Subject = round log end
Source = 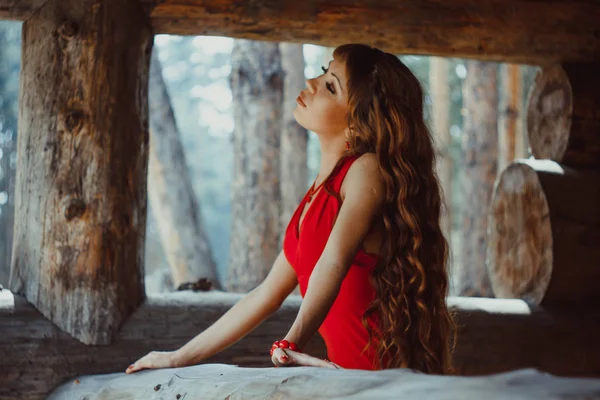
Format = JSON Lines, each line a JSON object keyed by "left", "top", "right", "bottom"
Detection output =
{"left": 487, "top": 161, "right": 553, "bottom": 304}
{"left": 526, "top": 64, "right": 572, "bottom": 162}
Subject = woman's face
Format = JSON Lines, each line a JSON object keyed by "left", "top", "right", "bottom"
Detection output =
{"left": 293, "top": 58, "right": 349, "bottom": 137}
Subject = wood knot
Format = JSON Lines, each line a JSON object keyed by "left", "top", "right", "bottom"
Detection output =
{"left": 65, "top": 110, "right": 85, "bottom": 133}
{"left": 64, "top": 199, "right": 86, "bottom": 221}
{"left": 58, "top": 21, "right": 78, "bottom": 39}
{"left": 177, "top": 278, "right": 213, "bottom": 292}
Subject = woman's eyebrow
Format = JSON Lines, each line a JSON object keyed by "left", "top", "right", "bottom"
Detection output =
{"left": 331, "top": 73, "right": 343, "bottom": 93}
{"left": 326, "top": 60, "right": 344, "bottom": 93}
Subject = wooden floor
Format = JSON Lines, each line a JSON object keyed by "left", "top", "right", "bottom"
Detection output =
{"left": 48, "top": 364, "right": 600, "bottom": 400}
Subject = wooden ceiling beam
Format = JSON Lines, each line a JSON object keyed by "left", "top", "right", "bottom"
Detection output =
{"left": 2, "top": 1, "right": 600, "bottom": 65}
{"left": 0, "top": 0, "right": 47, "bottom": 20}
{"left": 143, "top": 0, "right": 600, "bottom": 64}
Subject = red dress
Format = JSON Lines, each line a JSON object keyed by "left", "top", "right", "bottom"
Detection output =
{"left": 282, "top": 155, "right": 381, "bottom": 370}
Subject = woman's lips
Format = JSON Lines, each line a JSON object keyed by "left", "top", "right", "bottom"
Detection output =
{"left": 296, "top": 95, "right": 307, "bottom": 107}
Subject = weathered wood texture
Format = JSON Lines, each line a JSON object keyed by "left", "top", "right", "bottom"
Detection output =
{"left": 429, "top": 57, "right": 452, "bottom": 240}
{"left": 124, "top": 0, "right": 600, "bottom": 64}
{"left": 2, "top": 290, "right": 600, "bottom": 399}
{"left": 8, "top": 0, "right": 152, "bottom": 345}
{"left": 0, "top": 290, "right": 325, "bottom": 400}
{"left": 457, "top": 61, "right": 498, "bottom": 297}
{"left": 48, "top": 365, "right": 600, "bottom": 400}
{"left": 0, "top": 0, "right": 46, "bottom": 20}
{"left": 498, "top": 64, "right": 523, "bottom": 171}
{"left": 3, "top": 1, "right": 600, "bottom": 63}
{"left": 228, "top": 40, "right": 283, "bottom": 292}
{"left": 148, "top": 49, "right": 220, "bottom": 290}
{"left": 487, "top": 159, "right": 600, "bottom": 305}
{"left": 527, "top": 63, "right": 600, "bottom": 168}
{"left": 526, "top": 65, "right": 572, "bottom": 163}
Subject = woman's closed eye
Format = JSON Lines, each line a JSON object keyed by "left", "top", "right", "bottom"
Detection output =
{"left": 321, "top": 66, "right": 336, "bottom": 94}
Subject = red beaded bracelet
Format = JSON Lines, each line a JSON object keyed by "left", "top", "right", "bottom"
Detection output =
{"left": 270, "top": 340, "right": 301, "bottom": 356}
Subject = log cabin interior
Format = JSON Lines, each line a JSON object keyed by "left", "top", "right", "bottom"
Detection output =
{"left": 0, "top": 0, "right": 599, "bottom": 399}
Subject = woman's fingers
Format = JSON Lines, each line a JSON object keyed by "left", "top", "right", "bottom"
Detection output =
{"left": 271, "top": 348, "right": 293, "bottom": 367}
{"left": 125, "top": 351, "right": 173, "bottom": 374}
{"left": 125, "top": 360, "right": 143, "bottom": 374}
{"left": 125, "top": 354, "right": 152, "bottom": 374}
{"left": 292, "top": 351, "right": 338, "bottom": 368}
{"left": 271, "top": 348, "right": 341, "bottom": 369}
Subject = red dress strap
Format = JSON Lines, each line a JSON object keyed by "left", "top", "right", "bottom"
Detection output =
{"left": 325, "top": 155, "right": 360, "bottom": 195}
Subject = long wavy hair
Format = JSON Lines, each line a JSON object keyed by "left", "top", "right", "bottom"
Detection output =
{"left": 332, "top": 44, "right": 456, "bottom": 374}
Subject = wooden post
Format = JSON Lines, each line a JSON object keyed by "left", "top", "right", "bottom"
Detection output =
{"left": 9, "top": 0, "right": 152, "bottom": 344}
{"left": 148, "top": 49, "right": 220, "bottom": 291}
{"left": 458, "top": 61, "right": 498, "bottom": 297}
{"left": 498, "top": 64, "right": 523, "bottom": 171}
{"left": 526, "top": 63, "right": 600, "bottom": 168}
{"left": 227, "top": 40, "right": 283, "bottom": 292}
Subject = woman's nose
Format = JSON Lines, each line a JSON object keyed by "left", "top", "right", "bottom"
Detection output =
{"left": 305, "top": 78, "right": 316, "bottom": 94}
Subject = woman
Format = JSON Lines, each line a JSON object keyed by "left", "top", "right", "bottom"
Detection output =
{"left": 126, "top": 43, "right": 455, "bottom": 374}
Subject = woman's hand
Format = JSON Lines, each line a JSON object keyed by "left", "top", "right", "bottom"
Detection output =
{"left": 271, "top": 348, "right": 342, "bottom": 369}
{"left": 125, "top": 350, "right": 181, "bottom": 374}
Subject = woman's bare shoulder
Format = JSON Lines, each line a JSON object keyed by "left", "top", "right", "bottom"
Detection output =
{"left": 341, "top": 153, "right": 385, "bottom": 199}
{"left": 354, "top": 152, "right": 380, "bottom": 173}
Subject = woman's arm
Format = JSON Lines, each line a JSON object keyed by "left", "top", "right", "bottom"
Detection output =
{"left": 173, "top": 251, "right": 299, "bottom": 366}
{"left": 281, "top": 154, "right": 385, "bottom": 351}
{"left": 127, "top": 250, "right": 298, "bottom": 373}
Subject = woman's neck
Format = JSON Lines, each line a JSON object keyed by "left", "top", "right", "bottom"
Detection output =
{"left": 316, "top": 134, "right": 347, "bottom": 184}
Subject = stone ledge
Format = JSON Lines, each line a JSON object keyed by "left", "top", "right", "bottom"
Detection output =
{"left": 48, "top": 364, "right": 600, "bottom": 400}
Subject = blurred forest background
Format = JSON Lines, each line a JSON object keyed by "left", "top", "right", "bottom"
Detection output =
{"left": 0, "top": 21, "right": 538, "bottom": 296}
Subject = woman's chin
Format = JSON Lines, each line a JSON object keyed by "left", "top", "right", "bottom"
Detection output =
{"left": 293, "top": 110, "right": 322, "bottom": 135}
{"left": 292, "top": 110, "right": 308, "bottom": 129}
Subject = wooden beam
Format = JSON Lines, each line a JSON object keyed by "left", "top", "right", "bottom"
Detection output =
{"left": 2, "top": 1, "right": 600, "bottom": 64}
{"left": 9, "top": 0, "right": 152, "bottom": 345}
{"left": 48, "top": 364, "right": 600, "bottom": 400}
{"left": 144, "top": 0, "right": 600, "bottom": 64}
{"left": 0, "top": 290, "right": 326, "bottom": 400}
{"left": 0, "top": 0, "right": 46, "bottom": 20}
{"left": 2, "top": 291, "right": 600, "bottom": 399}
